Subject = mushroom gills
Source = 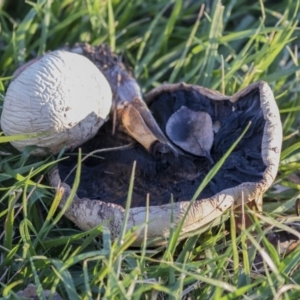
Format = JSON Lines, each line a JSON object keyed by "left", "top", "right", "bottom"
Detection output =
{"left": 58, "top": 84, "right": 268, "bottom": 209}
{"left": 166, "top": 106, "right": 214, "bottom": 163}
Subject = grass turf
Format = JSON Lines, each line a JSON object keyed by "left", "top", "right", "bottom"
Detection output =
{"left": 1, "top": 0, "right": 300, "bottom": 299}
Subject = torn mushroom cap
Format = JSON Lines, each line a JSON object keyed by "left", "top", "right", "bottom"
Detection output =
{"left": 66, "top": 43, "right": 179, "bottom": 157}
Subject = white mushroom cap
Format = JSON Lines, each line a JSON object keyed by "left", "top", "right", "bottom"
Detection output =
{"left": 1, "top": 50, "right": 112, "bottom": 155}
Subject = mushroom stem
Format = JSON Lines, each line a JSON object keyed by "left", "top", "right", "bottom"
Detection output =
{"left": 118, "top": 102, "right": 157, "bottom": 151}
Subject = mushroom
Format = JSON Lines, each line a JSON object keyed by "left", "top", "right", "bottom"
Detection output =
{"left": 48, "top": 79, "right": 282, "bottom": 247}
{"left": 1, "top": 50, "right": 112, "bottom": 155}
{"left": 1, "top": 45, "right": 177, "bottom": 158}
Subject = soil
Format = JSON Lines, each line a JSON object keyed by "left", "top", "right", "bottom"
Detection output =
{"left": 58, "top": 87, "right": 266, "bottom": 208}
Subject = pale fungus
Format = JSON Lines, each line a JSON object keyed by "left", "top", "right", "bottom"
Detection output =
{"left": 1, "top": 50, "right": 112, "bottom": 155}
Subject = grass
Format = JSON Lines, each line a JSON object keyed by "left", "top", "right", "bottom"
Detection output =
{"left": 1, "top": 0, "right": 300, "bottom": 298}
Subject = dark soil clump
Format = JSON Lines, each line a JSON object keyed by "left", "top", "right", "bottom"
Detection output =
{"left": 58, "top": 87, "right": 266, "bottom": 208}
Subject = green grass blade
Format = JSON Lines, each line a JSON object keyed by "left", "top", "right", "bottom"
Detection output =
{"left": 107, "top": 0, "right": 115, "bottom": 51}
